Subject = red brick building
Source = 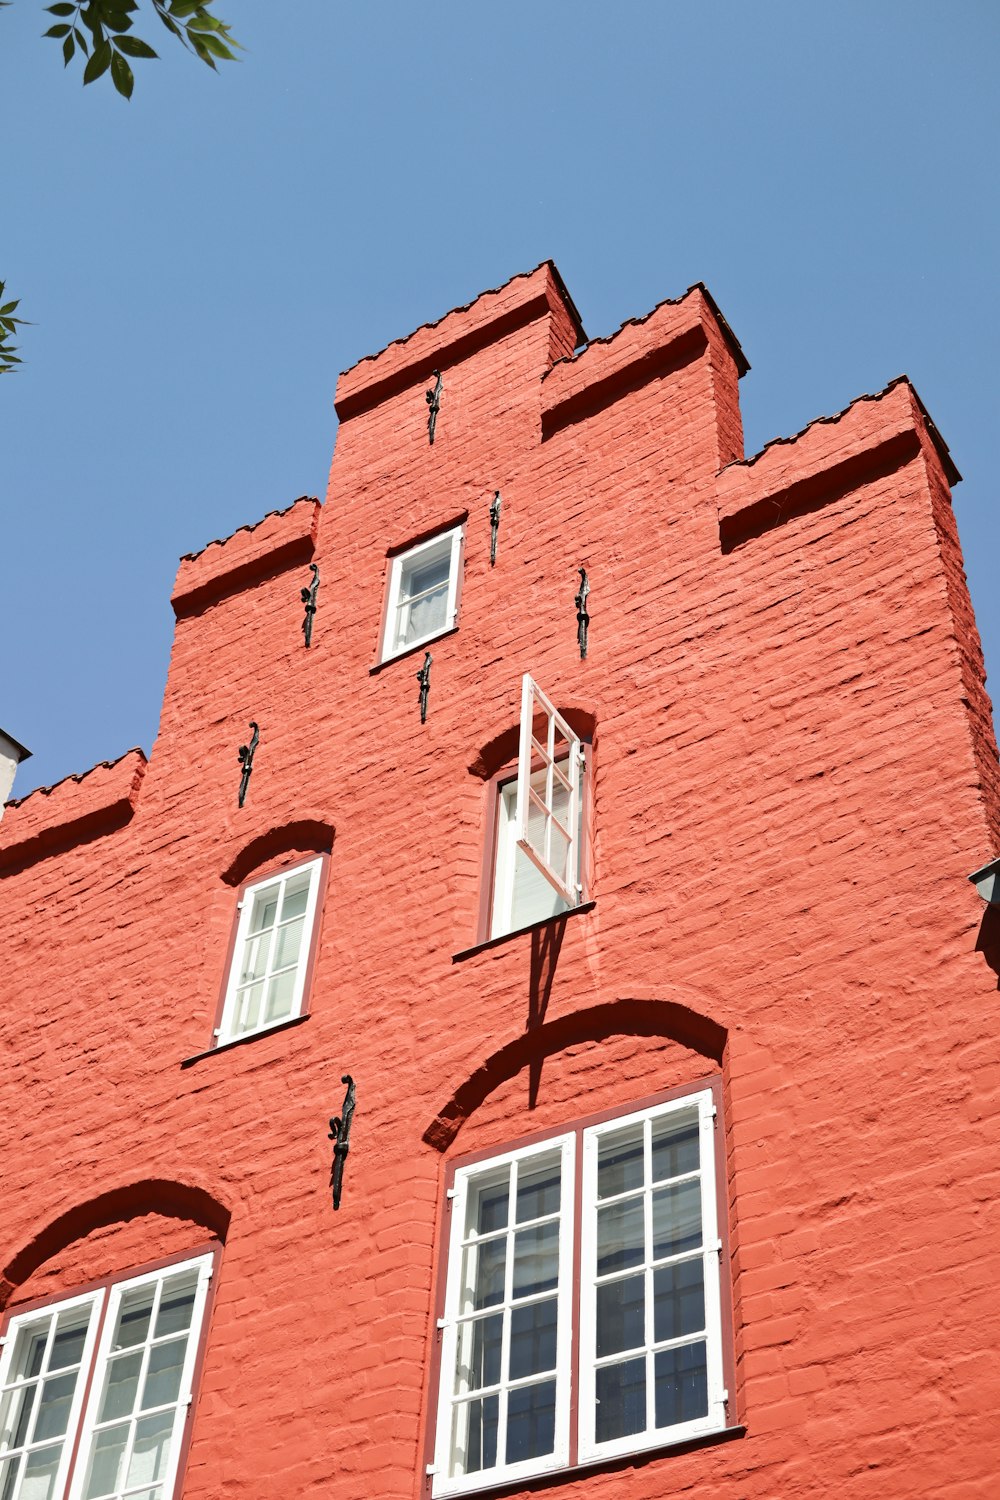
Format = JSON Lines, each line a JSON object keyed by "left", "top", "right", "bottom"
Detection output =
{"left": 2, "top": 262, "right": 998, "bottom": 1500}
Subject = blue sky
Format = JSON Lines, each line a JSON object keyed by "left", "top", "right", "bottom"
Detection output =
{"left": 3, "top": 1, "right": 998, "bottom": 799}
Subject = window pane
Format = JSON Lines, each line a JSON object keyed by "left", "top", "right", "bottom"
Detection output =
{"left": 32, "top": 1372, "right": 77, "bottom": 1441}
{"left": 154, "top": 1278, "right": 196, "bottom": 1340}
{"left": 654, "top": 1342, "right": 708, "bottom": 1428}
{"left": 651, "top": 1110, "right": 700, "bottom": 1183}
{"left": 597, "top": 1124, "right": 644, "bottom": 1199}
{"left": 142, "top": 1339, "right": 187, "bottom": 1410}
{"left": 18, "top": 1446, "right": 61, "bottom": 1500}
{"left": 549, "top": 820, "right": 571, "bottom": 889}
{"left": 263, "top": 968, "right": 295, "bottom": 1024}
{"left": 404, "top": 550, "right": 450, "bottom": 602}
{"left": 272, "top": 916, "right": 304, "bottom": 972}
{"left": 505, "top": 1380, "right": 556, "bottom": 1465}
{"left": 239, "top": 931, "right": 272, "bottom": 984}
{"left": 463, "top": 1238, "right": 506, "bottom": 1312}
{"left": 653, "top": 1260, "right": 705, "bottom": 1343}
{"left": 596, "top": 1196, "right": 645, "bottom": 1275}
{"left": 280, "top": 876, "right": 310, "bottom": 922}
{"left": 455, "top": 1314, "right": 502, "bottom": 1393}
{"left": 515, "top": 1152, "right": 561, "bottom": 1224}
{"left": 248, "top": 888, "right": 279, "bottom": 934}
{"left": 112, "top": 1291, "right": 153, "bottom": 1351}
{"left": 402, "top": 584, "right": 448, "bottom": 644}
{"left": 235, "top": 981, "right": 264, "bottom": 1034}
{"left": 652, "top": 1181, "right": 703, "bottom": 1260}
{"left": 127, "top": 1411, "right": 175, "bottom": 1488}
{"left": 596, "top": 1274, "right": 644, "bottom": 1358}
{"left": 84, "top": 1423, "right": 129, "bottom": 1498}
{"left": 0, "top": 1456, "right": 18, "bottom": 1500}
{"left": 595, "top": 1357, "right": 646, "bottom": 1444}
{"left": 49, "top": 1314, "right": 89, "bottom": 1372}
{"left": 14, "top": 1329, "right": 47, "bottom": 1382}
{"left": 465, "top": 1169, "right": 509, "bottom": 1238}
{"left": 3, "top": 1380, "right": 36, "bottom": 1449}
{"left": 509, "top": 1298, "right": 558, "bottom": 1380}
{"left": 99, "top": 1350, "right": 142, "bottom": 1421}
{"left": 512, "top": 1221, "right": 559, "bottom": 1299}
{"left": 454, "top": 1393, "right": 498, "bottom": 1475}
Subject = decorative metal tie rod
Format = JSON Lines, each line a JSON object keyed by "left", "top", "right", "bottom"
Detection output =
{"left": 300, "top": 563, "right": 320, "bottom": 647}
{"left": 417, "top": 651, "right": 432, "bottom": 724}
{"left": 489, "top": 491, "right": 501, "bottom": 567}
{"left": 237, "top": 722, "right": 259, "bottom": 808}
{"left": 329, "top": 1074, "right": 356, "bottom": 1211}
{"left": 575, "top": 567, "right": 591, "bottom": 659}
{"left": 425, "top": 370, "right": 442, "bottom": 445}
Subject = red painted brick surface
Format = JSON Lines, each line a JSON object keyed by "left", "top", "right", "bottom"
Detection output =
{"left": 2, "top": 261, "right": 999, "bottom": 1498}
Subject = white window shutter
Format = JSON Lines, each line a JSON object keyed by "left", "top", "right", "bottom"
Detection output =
{"left": 515, "top": 674, "right": 582, "bottom": 906}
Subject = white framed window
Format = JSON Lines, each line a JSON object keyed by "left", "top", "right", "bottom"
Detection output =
{"left": 429, "top": 1087, "right": 728, "bottom": 1495}
{"left": 432, "top": 1135, "right": 576, "bottom": 1495}
{"left": 217, "top": 856, "right": 323, "bottom": 1045}
{"left": 0, "top": 1252, "right": 214, "bottom": 1500}
{"left": 381, "top": 524, "right": 464, "bottom": 662}
{"left": 489, "top": 676, "right": 585, "bottom": 939}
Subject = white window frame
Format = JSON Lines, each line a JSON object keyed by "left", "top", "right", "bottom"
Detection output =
{"left": 381, "top": 524, "right": 464, "bottom": 662}
{"left": 217, "top": 856, "right": 324, "bottom": 1046}
{"left": 430, "top": 1088, "right": 727, "bottom": 1495}
{"left": 515, "top": 676, "right": 583, "bottom": 907}
{"left": 431, "top": 1134, "right": 576, "bottom": 1497}
{"left": 0, "top": 1253, "right": 213, "bottom": 1500}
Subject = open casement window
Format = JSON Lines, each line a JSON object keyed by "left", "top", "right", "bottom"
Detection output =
{"left": 382, "top": 525, "right": 464, "bottom": 661}
{"left": 218, "top": 856, "right": 323, "bottom": 1045}
{"left": 0, "top": 1252, "right": 214, "bottom": 1500}
{"left": 489, "top": 678, "right": 585, "bottom": 939}
{"left": 429, "top": 1087, "right": 728, "bottom": 1496}
{"left": 516, "top": 677, "right": 583, "bottom": 907}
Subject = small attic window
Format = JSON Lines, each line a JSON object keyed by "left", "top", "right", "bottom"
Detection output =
{"left": 380, "top": 524, "right": 464, "bottom": 662}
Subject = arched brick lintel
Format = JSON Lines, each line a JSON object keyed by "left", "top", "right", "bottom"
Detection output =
{"left": 220, "top": 816, "right": 335, "bottom": 887}
{"left": 422, "top": 997, "right": 728, "bottom": 1154}
{"left": 0, "top": 1178, "right": 232, "bottom": 1311}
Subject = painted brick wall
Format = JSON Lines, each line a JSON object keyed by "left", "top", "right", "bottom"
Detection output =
{"left": 2, "top": 260, "right": 998, "bottom": 1499}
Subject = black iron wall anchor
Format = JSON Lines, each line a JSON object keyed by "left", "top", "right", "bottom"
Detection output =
{"left": 575, "top": 567, "right": 591, "bottom": 659}
{"left": 489, "top": 491, "right": 501, "bottom": 567}
{"left": 417, "top": 651, "right": 432, "bottom": 723}
{"left": 237, "top": 722, "right": 259, "bottom": 808}
{"left": 300, "top": 563, "right": 320, "bottom": 647}
{"left": 328, "top": 1074, "right": 356, "bottom": 1212}
{"left": 425, "top": 369, "right": 442, "bottom": 445}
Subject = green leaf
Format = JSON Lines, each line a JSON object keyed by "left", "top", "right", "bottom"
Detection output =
{"left": 170, "top": 1, "right": 203, "bottom": 17}
{"left": 110, "top": 51, "right": 134, "bottom": 97}
{"left": 190, "top": 29, "right": 231, "bottom": 59}
{"left": 46, "top": 4, "right": 77, "bottom": 16}
{"left": 82, "top": 38, "right": 112, "bottom": 83}
{"left": 63, "top": 32, "right": 76, "bottom": 64}
{"left": 74, "top": 26, "right": 91, "bottom": 54}
{"left": 115, "top": 34, "right": 157, "bottom": 58}
{"left": 0, "top": 302, "right": 20, "bottom": 315}
{"left": 44, "top": 23, "right": 72, "bottom": 37}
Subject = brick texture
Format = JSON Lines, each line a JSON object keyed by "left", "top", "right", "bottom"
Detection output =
{"left": 2, "top": 262, "right": 998, "bottom": 1499}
